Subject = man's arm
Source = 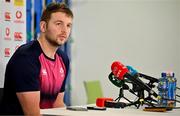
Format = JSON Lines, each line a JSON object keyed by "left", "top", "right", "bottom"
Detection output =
{"left": 53, "top": 92, "right": 65, "bottom": 108}
{"left": 16, "top": 91, "right": 40, "bottom": 115}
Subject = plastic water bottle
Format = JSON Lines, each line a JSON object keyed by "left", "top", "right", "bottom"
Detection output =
{"left": 173, "top": 74, "right": 177, "bottom": 107}
{"left": 157, "top": 72, "right": 168, "bottom": 107}
{"left": 167, "top": 72, "right": 176, "bottom": 107}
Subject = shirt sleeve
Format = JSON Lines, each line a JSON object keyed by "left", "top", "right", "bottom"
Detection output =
{"left": 60, "top": 73, "right": 68, "bottom": 92}
{"left": 57, "top": 49, "right": 69, "bottom": 93}
{"left": 7, "top": 53, "right": 40, "bottom": 92}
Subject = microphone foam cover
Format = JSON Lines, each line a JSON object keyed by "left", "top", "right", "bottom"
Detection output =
{"left": 111, "top": 61, "right": 128, "bottom": 80}
{"left": 96, "top": 97, "right": 113, "bottom": 107}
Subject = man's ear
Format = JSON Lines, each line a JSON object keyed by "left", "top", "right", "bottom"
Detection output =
{"left": 40, "top": 21, "right": 47, "bottom": 32}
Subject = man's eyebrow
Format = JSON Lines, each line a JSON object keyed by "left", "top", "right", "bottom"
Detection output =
{"left": 54, "top": 20, "right": 63, "bottom": 23}
{"left": 54, "top": 20, "right": 72, "bottom": 25}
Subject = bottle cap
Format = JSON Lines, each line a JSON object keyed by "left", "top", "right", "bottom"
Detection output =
{"left": 170, "top": 72, "right": 175, "bottom": 77}
{"left": 167, "top": 72, "right": 175, "bottom": 77}
{"left": 161, "top": 72, "right": 166, "bottom": 77}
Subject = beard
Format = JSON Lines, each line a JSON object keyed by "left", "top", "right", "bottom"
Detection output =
{"left": 45, "top": 34, "right": 64, "bottom": 47}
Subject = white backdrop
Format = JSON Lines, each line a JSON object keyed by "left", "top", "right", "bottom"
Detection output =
{"left": 71, "top": 0, "right": 180, "bottom": 105}
{"left": 0, "top": 0, "right": 26, "bottom": 88}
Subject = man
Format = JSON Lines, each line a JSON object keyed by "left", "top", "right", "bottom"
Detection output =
{"left": 0, "top": 2, "right": 73, "bottom": 115}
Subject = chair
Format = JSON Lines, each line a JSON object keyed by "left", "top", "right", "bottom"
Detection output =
{"left": 84, "top": 80, "right": 103, "bottom": 104}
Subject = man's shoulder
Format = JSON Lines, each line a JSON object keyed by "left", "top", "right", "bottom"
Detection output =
{"left": 56, "top": 48, "right": 69, "bottom": 67}
{"left": 16, "top": 40, "right": 41, "bottom": 55}
{"left": 11, "top": 40, "right": 42, "bottom": 61}
{"left": 9, "top": 40, "right": 41, "bottom": 64}
{"left": 56, "top": 48, "right": 65, "bottom": 55}
{"left": 56, "top": 48, "right": 69, "bottom": 60}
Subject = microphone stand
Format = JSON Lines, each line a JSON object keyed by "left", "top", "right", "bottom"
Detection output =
{"left": 126, "top": 83, "right": 156, "bottom": 109}
{"left": 125, "top": 86, "right": 145, "bottom": 109}
{"left": 137, "top": 73, "right": 158, "bottom": 106}
{"left": 114, "top": 81, "right": 138, "bottom": 108}
{"left": 144, "top": 81, "right": 158, "bottom": 104}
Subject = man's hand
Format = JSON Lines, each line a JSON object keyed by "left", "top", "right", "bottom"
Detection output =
{"left": 53, "top": 92, "right": 65, "bottom": 108}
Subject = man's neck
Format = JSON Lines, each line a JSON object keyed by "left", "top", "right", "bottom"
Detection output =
{"left": 37, "top": 36, "right": 58, "bottom": 59}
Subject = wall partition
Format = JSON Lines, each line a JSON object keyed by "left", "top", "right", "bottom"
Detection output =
{"left": 0, "top": 0, "right": 26, "bottom": 88}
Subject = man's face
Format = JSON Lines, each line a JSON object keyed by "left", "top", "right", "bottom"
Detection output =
{"left": 44, "top": 12, "right": 72, "bottom": 47}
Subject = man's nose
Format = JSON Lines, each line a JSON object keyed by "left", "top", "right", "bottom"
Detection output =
{"left": 61, "top": 25, "right": 67, "bottom": 34}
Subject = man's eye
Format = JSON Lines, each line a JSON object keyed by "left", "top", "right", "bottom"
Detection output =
{"left": 67, "top": 24, "right": 72, "bottom": 28}
{"left": 57, "top": 23, "right": 62, "bottom": 26}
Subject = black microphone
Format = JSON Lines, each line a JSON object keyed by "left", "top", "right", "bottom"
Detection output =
{"left": 108, "top": 72, "right": 126, "bottom": 88}
{"left": 108, "top": 72, "right": 137, "bottom": 97}
{"left": 111, "top": 61, "right": 158, "bottom": 98}
{"left": 126, "top": 65, "right": 158, "bottom": 90}
{"left": 138, "top": 73, "right": 159, "bottom": 83}
{"left": 126, "top": 65, "right": 158, "bottom": 83}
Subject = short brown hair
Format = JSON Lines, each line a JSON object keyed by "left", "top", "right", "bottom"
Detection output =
{"left": 40, "top": 2, "right": 73, "bottom": 23}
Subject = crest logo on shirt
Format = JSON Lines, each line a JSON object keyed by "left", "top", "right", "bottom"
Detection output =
{"left": 60, "top": 67, "right": 64, "bottom": 73}
{"left": 42, "top": 69, "right": 47, "bottom": 76}
{"left": 60, "top": 67, "right": 65, "bottom": 77}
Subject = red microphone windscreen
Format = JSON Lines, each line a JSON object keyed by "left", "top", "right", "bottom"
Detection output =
{"left": 96, "top": 97, "right": 113, "bottom": 107}
{"left": 111, "top": 61, "right": 128, "bottom": 80}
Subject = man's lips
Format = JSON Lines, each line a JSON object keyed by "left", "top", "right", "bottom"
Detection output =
{"left": 58, "top": 35, "right": 67, "bottom": 40}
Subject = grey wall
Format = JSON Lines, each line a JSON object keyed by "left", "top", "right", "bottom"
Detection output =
{"left": 71, "top": 0, "right": 180, "bottom": 105}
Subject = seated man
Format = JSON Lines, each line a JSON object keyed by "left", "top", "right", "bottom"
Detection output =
{"left": 0, "top": 2, "right": 73, "bottom": 115}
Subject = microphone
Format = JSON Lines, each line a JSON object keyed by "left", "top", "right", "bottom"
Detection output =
{"left": 109, "top": 72, "right": 138, "bottom": 97}
{"left": 111, "top": 61, "right": 158, "bottom": 98}
{"left": 126, "top": 65, "right": 158, "bottom": 83}
{"left": 138, "top": 73, "right": 159, "bottom": 83}
{"left": 108, "top": 72, "right": 126, "bottom": 88}
{"left": 126, "top": 65, "right": 138, "bottom": 76}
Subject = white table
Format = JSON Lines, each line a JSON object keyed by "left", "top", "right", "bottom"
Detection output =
{"left": 41, "top": 104, "right": 180, "bottom": 116}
